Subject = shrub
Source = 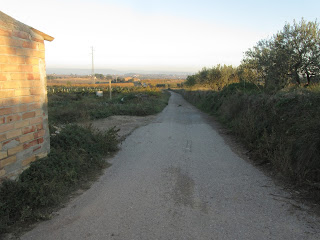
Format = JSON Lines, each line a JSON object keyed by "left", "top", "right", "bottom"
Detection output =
{"left": 178, "top": 85, "right": 320, "bottom": 197}
{"left": 0, "top": 124, "right": 119, "bottom": 235}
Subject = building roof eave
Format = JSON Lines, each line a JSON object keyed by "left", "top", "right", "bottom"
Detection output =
{"left": 30, "top": 27, "right": 54, "bottom": 41}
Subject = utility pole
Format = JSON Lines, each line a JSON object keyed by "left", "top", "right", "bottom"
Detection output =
{"left": 109, "top": 78, "right": 112, "bottom": 100}
{"left": 91, "top": 46, "right": 95, "bottom": 84}
{"left": 108, "top": 75, "right": 116, "bottom": 100}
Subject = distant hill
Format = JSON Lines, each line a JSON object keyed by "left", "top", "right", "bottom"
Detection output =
{"left": 46, "top": 68, "right": 123, "bottom": 75}
{"left": 46, "top": 68, "right": 193, "bottom": 76}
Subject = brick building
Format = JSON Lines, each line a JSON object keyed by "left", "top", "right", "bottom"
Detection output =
{"left": 0, "top": 11, "right": 53, "bottom": 180}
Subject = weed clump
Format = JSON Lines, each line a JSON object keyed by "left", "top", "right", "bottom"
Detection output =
{"left": 0, "top": 124, "right": 119, "bottom": 235}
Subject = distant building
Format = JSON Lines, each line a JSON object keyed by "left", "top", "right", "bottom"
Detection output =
{"left": 0, "top": 11, "right": 53, "bottom": 180}
{"left": 124, "top": 77, "right": 140, "bottom": 82}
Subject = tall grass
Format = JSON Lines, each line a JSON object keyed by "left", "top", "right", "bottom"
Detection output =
{"left": 0, "top": 125, "right": 119, "bottom": 235}
{"left": 48, "top": 88, "right": 170, "bottom": 124}
{"left": 178, "top": 83, "right": 320, "bottom": 197}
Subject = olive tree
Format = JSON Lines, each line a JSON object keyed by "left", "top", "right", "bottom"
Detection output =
{"left": 243, "top": 19, "right": 320, "bottom": 89}
{"left": 280, "top": 19, "right": 320, "bottom": 85}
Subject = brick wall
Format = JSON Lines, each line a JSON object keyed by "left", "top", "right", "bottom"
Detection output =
{"left": 0, "top": 12, "right": 53, "bottom": 180}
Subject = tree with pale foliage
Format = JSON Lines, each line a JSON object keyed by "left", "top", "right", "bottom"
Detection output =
{"left": 185, "top": 65, "right": 238, "bottom": 90}
{"left": 281, "top": 19, "right": 320, "bottom": 85}
{"left": 243, "top": 19, "right": 320, "bottom": 90}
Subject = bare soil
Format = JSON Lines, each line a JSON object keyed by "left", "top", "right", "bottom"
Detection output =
{"left": 90, "top": 115, "right": 157, "bottom": 140}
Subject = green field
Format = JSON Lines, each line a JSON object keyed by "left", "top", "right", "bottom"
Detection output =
{"left": 48, "top": 87, "right": 170, "bottom": 124}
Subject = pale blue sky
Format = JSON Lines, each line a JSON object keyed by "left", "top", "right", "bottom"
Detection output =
{"left": 2, "top": 0, "right": 319, "bottom": 73}
{"left": 113, "top": 0, "right": 319, "bottom": 30}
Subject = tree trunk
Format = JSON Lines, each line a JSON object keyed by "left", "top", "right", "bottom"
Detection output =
{"left": 293, "top": 63, "right": 301, "bottom": 85}
{"left": 294, "top": 70, "right": 300, "bottom": 85}
{"left": 306, "top": 70, "right": 310, "bottom": 86}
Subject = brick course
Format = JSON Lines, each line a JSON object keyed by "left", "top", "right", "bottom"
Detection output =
{"left": 0, "top": 11, "right": 53, "bottom": 180}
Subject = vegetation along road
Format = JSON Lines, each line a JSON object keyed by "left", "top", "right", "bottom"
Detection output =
{"left": 22, "top": 92, "right": 320, "bottom": 240}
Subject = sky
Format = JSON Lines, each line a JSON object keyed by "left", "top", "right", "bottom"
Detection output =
{"left": 2, "top": 0, "right": 320, "bottom": 73}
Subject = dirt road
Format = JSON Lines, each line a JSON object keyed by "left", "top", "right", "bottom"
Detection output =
{"left": 22, "top": 92, "right": 320, "bottom": 240}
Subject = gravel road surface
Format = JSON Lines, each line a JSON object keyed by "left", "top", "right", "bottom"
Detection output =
{"left": 21, "top": 91, "right": 320, "bottom": 240}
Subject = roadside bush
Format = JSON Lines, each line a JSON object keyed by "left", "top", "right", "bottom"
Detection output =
{"left": 178, "top": 84, "right": 320, "bottom": 197}
{"left": 0, "top": 124, "right": 119, "bottom": 235}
